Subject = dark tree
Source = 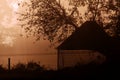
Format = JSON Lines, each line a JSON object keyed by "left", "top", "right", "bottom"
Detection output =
{"left": 116, "top": 15, "right": 120, "bottom": 38}
{"left": 70, "top": 0, "right": 120, "bottom": 36}
{"left": 17, "top": 0, "right": 120, "bottom": 44}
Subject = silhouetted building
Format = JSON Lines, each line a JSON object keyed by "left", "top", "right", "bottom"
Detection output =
{"left": 57, "top": 21, "right": 120, "bottom": 69}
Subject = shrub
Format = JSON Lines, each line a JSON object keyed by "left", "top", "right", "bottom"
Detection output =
{"left": 26, "top": 61, "right": 45, "bottom": 72}
{"left": 0, "top": 64, "right": 6, "bottom": 72}
{"left": 12, "top": 61, "right": 46, "bottom": 72}
{"left": 12, "top": 63, "right": 26, "bottom": 72}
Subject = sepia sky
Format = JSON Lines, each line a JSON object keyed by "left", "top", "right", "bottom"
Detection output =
{"left": 0, "top": 0, "right": 87, "bottom": 55}
{"left": 0, "top": 0, "right": 56, "bottom": 55}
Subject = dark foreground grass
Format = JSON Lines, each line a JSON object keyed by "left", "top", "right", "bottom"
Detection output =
{"left": 0, "top": 61, "right": 120, "bottom": 80}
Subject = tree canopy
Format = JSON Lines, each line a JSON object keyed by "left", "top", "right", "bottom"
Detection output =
{"left": 17, "top": 0, "right": 120, "bottom": 44}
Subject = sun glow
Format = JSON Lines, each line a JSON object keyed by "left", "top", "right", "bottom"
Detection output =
{"left": 8, "top": 0, "right": 19, "bottom": 12}
{"left": 0, "top": 0, "right": 20, "bottom": 47}
{"left": 1, "top": 36, "right": 15, "bottom": 47}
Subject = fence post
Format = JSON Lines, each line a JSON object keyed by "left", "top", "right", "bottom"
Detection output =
{"left": 8, "top": 58, "right": 11, "bottom": 71}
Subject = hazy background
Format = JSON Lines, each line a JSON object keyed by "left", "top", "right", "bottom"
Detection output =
{"left": 0, "top": 0, "right": 57, "bottom": 69}
{"left": 0, "top": 0, "right": 87, "bottom": 69}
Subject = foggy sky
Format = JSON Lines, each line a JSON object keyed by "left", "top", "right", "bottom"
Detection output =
{"left": 0, "top": 0, "right": 56, "bottom": 55}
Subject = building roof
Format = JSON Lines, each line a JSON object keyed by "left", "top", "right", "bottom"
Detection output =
{"left": 57, "top": 21, "right": 120, "bottom": 56}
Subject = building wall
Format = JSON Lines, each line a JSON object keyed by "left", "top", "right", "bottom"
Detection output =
{"left": 58, "top": 50, "right": 106, "bottom": 69}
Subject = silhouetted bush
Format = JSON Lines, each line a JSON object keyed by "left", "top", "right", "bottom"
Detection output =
{"left": 26, "top": 61, "right": 45, "bottom": 72}
{"left": 12, "top": 63, "right": 26, "bottom": 72}
{"left": 11, "top": 61, "right": 46, "bottom": 73}
{"left": 0, "top": 64, "right": 6, "bottom": 72}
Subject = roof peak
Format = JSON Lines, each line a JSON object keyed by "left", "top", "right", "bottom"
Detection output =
{"left": 57, "top": 21, "right": 111, "bottom": 50}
